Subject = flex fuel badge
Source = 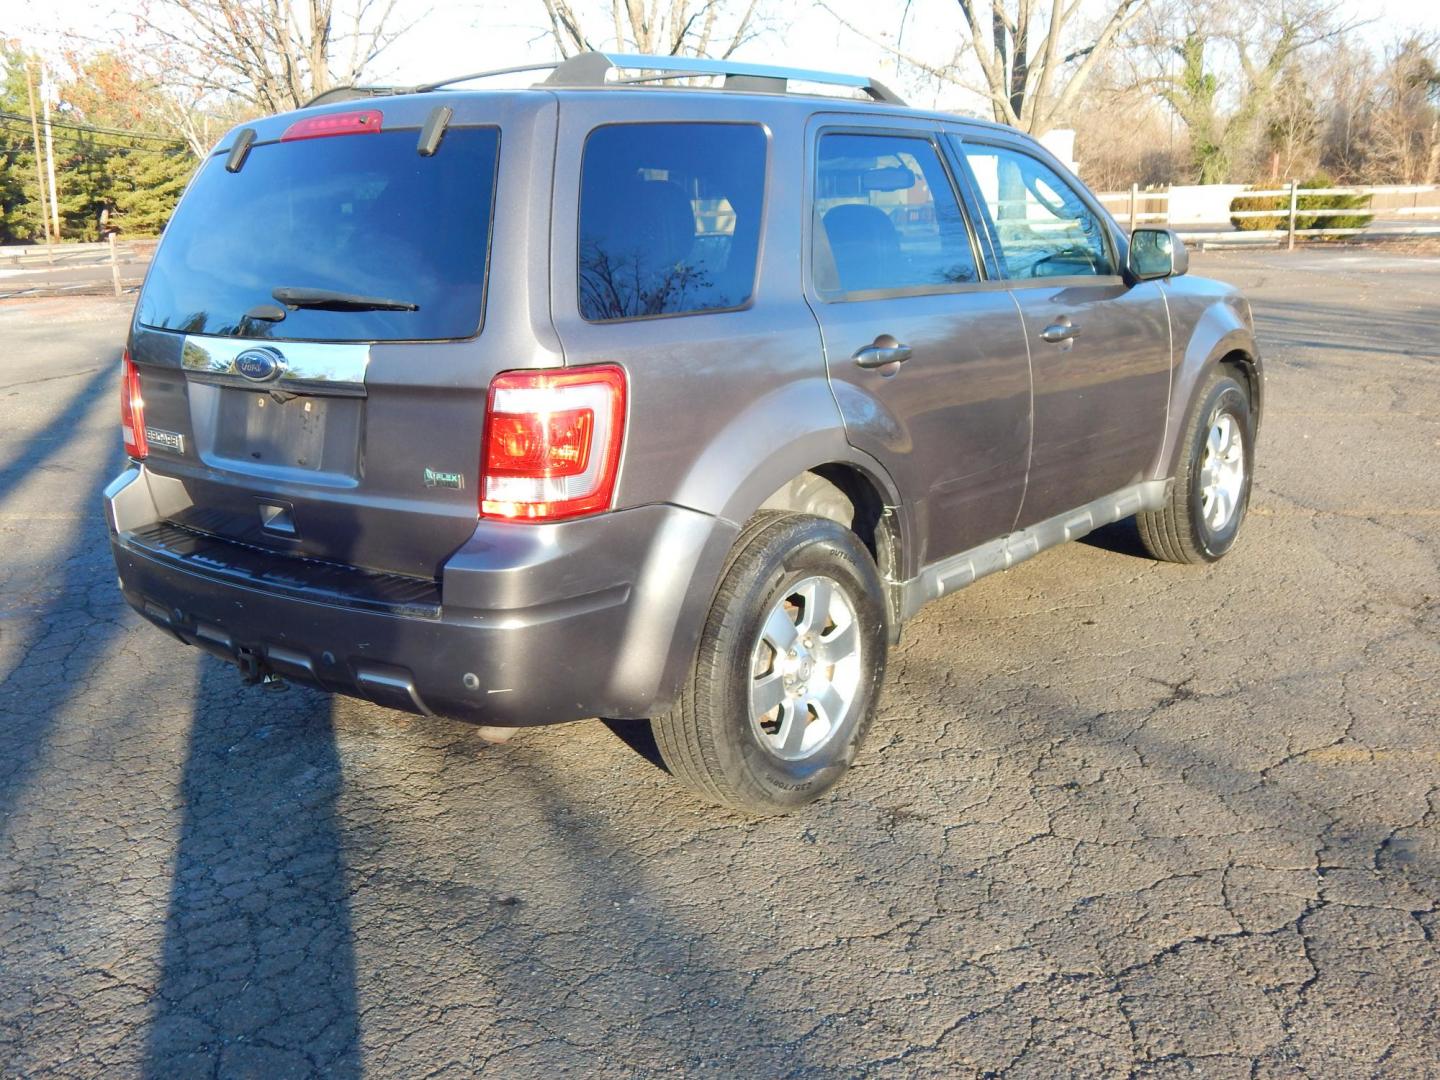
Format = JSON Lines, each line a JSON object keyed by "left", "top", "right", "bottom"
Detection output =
{"left": 424, "top": 467, "right": 465, "bottom": 490}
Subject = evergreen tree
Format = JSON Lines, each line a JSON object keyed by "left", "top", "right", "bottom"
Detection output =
{"left": 109, "top": 146, "right": 194, "bottom": 236}
{"left": 0, "top": 46, "right": 199, "bottom": 243}
{"left": 0, "top": 45, "right": 47, "bottom": 243}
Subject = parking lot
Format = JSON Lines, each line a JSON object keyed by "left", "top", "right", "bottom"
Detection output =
{"left": 1, "top": 248, "right": 1437, "bottom": 1077}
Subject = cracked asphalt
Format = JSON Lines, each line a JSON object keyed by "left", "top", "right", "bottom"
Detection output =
{"left": 1, "top": 248, "right": 1437, "bottom": 1078}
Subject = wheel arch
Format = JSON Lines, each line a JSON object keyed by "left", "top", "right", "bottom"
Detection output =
{"left": 650, "top": 379, "right": 914, "bottom": 711}
{"left": 1156, "top": 295, "right": 1263, "bottom": 481}
{"left": 755, "top": 462, "right": 908, "bottom": 639}
{"left": 1218, "top": 348, "right": 1263, "bottom": 428}
{"left": 674, "top": 376, "right": 912, "bottom": 577}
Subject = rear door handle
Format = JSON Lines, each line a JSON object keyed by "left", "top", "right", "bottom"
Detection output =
{"left": 853, "top": 335, "right": 913, "bottom": 370}
{"left": 1039, "top": 321, "right": 1080, "bottom": 344}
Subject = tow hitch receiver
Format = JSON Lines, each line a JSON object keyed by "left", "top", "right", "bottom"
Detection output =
{"left": 235, "top": 646, "right": 288, "bottom": 690}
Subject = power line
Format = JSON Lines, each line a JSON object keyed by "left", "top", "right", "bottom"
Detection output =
{"left": 0, "top": 110, "right": 187, "bottom": 147}
{"left": 0, "top": 118, "right": 175, "bottom": 151}
{"left": 0, "top": 118, "right": 190, "bottom": 157}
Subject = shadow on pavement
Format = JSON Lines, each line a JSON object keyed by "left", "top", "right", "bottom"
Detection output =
{"left": 0, "top": 364, "right": 125, "bottom": 842}
{"left": 0, "top": 361, "right": 116, "bottom": 507}
{"left": 599, "top": 717, "right": 668, "bottom": 772}
{"left": 143, "top": 657, "right": 361, "bottom": 1078}
{"left": 1078, "top": 516, "right": 1152, "bottom": 560}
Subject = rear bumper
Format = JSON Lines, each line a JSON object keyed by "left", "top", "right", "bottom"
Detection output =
{"left": 105, "top": 466, "right": 736, "bottom": 725}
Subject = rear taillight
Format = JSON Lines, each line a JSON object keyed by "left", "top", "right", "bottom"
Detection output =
{"left": 120, "top": 350, "right": 147, "bottom": 460}
{"left": 480, "top": 365, "right": 627, "bottom": 521}
{"left": 280, "top": 109, "right": 383, "bottom": 142}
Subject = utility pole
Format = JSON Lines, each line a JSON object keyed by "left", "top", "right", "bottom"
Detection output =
{"left": 23, "top": 60, "right": 54, "bottom": 261}
{"left": 42, "top": 63, "right": 62, "bottom": 241}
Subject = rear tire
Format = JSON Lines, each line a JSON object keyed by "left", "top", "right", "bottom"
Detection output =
{"left": 1138, "top": 367, "right": 1254, "bottom": 564}
{"left": 652, "top": 512, "right": 888, "bottom": 814}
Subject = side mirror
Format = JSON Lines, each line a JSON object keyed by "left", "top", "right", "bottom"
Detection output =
{"left": 1127, "top": 227, "right": 1189, "bottom": 281}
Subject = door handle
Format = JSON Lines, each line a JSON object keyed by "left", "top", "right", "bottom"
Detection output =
{"left": 853, "top": 335, "right": 913, "bottom": 370}
{"left": 1039, "top": 320, "right": 1080, "bottom": 344}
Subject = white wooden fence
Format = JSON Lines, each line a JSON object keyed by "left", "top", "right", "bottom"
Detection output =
{"left": 1092, "top": 183, "right": 1440, "bottom": 248}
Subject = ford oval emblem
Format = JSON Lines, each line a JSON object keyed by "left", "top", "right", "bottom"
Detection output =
{"left": 234, "top": 347, "right": 286, "bottom": 383}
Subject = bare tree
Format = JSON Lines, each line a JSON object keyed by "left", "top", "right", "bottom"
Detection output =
{"left": 1259, "top": 63, "right": 1321, "bottom": 181}
{"left": 1068, "top": 57, "right": 1185, "bottom": 189}
{"left": 135, "top": 0, "right": 415, "bottom": 113}
{"left": 1315, "top": 39, "right": 1375, "bottom": 181}
{"left": 956, "top": 0, "right": 1151, "bottom": 131}
{"left": 1364, "top": 36, "right": 1440, "bottom": 184}
{"left": 820, "top": 0, "right": 1150, "bottom": 135}
{"left": 1147, "top": 0, "right": 1345, "bottom": 183}
{"left": 539, "top": 0, "right": 762, "bottom": 59}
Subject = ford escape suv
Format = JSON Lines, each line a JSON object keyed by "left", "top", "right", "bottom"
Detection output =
{"left": 106, "top": 53, "right": 1262, "bottom": 814}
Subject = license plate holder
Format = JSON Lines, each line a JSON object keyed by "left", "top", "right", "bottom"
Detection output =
{"left": 215, "top": 391, "right": 328, "bottom": 472}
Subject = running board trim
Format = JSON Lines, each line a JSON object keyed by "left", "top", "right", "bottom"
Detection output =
{"left": 897, "top": 479, "right": 1170, "bottom": 621}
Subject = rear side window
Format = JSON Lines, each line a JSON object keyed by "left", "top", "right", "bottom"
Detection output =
{"left": 138, "top": 127, "right": 499, "bottom": 342}
{"left": 813, "top": 132, "right": 977, "bottom": 297}
{"left": 578, "top": 123, "right": 766, "bottom": 322}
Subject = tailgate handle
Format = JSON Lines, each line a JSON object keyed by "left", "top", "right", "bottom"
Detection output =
{"left": 258, "top": 502, "right": 297, "bottom": 537}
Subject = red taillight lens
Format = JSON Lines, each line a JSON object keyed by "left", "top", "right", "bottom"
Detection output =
{"left": 280, "top": 109, "right": 383, "bottom": 142}
{"left": 480, "top": 365, "right": 626, "bottom": 520}
{"left": 120, "top": 350, "right": 146, "bottom": 460}
{"left": 485, "top": 409, "right": 595, "bottom": 478}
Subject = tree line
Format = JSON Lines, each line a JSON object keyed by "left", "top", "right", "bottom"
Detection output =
{"left": 2, "top": 0, "right": 1437, "bottom": 243}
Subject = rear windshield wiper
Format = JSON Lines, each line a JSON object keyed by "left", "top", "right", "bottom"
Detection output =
{"left": 272, "top": 286, "right": 420, "bottom": 312}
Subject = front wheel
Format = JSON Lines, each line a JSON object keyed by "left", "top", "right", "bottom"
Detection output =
{"left": 652, "top": 512, "right": 889, "bottom": 814}
{"left": 1138, "top": 367, "right": 1255, "bottom": 564}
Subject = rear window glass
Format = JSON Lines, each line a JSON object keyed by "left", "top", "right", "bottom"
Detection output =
{"left": 138, "top": 126, "right": 499, "bottom": 342}
{"left": 814, "top": 133, "right": 976, "bottom": 296}
{"left": 578, "top": 122, "right": 766, "bottom": 322}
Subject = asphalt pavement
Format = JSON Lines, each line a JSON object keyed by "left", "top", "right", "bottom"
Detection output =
{"left": 1, "top": 250, "right": 1437, "bottom": 1077}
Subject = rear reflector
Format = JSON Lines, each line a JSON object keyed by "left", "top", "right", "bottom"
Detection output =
{"left": 480, "top": 365, "right": 627, "bottom": 521}
{"left": 121, "top": 350, "right": 147, "bottom": 460}
{"left": 280, "top": 109, "right": 383, "bottom": 142}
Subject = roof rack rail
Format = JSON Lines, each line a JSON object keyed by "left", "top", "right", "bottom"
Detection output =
{"left": 301, "top": 64, "right": 567, "bottom": 107}
{"left": 543, "top": 52, "right": 906, "bottom": 105}
{"left": 302, "top": 85, "right": 414, "bottom": 108}
{"left": 413, "top": 62, "right": 564, "bottom": 94}
{"left": 300, "top": 53, "right": 907, "bottom": 108}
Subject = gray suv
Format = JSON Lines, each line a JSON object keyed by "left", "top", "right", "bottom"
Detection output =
{"left": 106, "top": 53, "right": 1261, "bottom": 813}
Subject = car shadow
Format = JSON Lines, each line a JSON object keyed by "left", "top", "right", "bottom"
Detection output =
{"left": 599, "top": 717, "right": 668, "bottom": 772}
{"left": 1077, "top": 516, "right": 1152, "bottom": 560}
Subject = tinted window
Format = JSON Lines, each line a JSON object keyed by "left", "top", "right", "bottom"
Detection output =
{"left": 814, "top": 133, "right": 976, "bottom": 297}
{"left": 958, "top": 142, "right": 1114, "bottom": 279}
{"left": 578, "top": 123, "right": 766, "bottom": 322}
{"left": 138, "top": 127, "right": 499, "bottom": 342}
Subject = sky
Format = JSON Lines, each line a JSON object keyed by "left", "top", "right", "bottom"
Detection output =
{"left": 6, "top": 0, "right": 1440, "bottom": 117}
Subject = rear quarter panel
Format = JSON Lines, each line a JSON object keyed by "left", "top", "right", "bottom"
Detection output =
{"left": 546, "top": 92, "right": 858, "bottom": 527}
